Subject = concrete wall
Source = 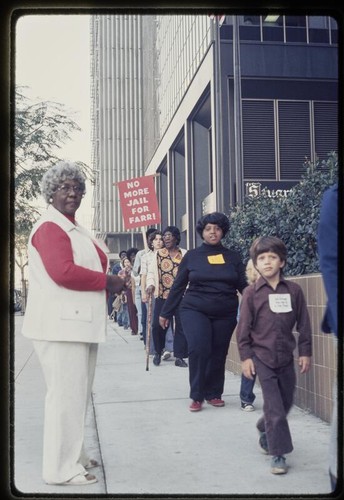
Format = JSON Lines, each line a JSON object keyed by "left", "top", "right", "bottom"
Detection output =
{"left": 226, "top": 274, "right": 337, "bottom": 422}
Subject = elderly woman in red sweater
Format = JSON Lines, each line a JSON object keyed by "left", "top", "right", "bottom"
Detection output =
{"left": 22, "top": 161, "right": 127, "bottom": 486}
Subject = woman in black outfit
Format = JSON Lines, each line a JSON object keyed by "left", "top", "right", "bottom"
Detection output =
{"left": 159, "top": 212, "right": 247, "bottom": 412}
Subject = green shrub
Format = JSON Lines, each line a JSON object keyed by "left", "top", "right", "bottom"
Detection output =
{"left": 223, "top": 152, "right": 338, "bottom": 276}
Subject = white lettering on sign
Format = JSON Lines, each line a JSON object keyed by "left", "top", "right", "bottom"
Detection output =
{"left": 117, "top": 175, "right": 161, "bottom": 229}
{"left": 128, "top": 213, "right": 156, "bottom": 224}
{"left": 245, "top": 182, "right": 293, "bottom": 199}
{"left": 123, "top": 188, "right": 149, "bottom": 198}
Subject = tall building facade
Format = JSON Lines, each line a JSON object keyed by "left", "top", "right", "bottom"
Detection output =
{"left": 91, "top": 13, "right": 338, "bottom": 254}
{"left": 90, "top": 14, "right": 148, "bottom": 255}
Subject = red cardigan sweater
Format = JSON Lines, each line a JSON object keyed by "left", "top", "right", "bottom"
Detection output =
{"left": 31, "top": 215, "right": 107, "bottom": 291}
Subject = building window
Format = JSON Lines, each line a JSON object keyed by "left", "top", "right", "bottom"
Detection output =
{"left": 278, "top": 101, "right": 311, "bottom": 179}
{"left": 308, "top": 16, "right": 330, "bottom": 44}
{"left": 242, "top": 100, "right": 276, "bottom": 179}
{"left": 262, "top": 15, "right": 284, "bottom": 42}
{"left": 242, "top": 98, "right": 337, "bottom": 181}
{"left": 285, "top": 16, "right": 307, "bottom": 43}
{"left": 330, "top": 17, "right": 338, "bottom": 44}
{"left": 224, "top": 15, "right": 336, "bottom": 45}
{"left": 313, "top": 101, "right": 338, "bottom": 162}
{"left": 239, "top": 15, "right": 261, "bottom": 41}
{"left": 158, "top": 162, "right": 168, "bottom": 226}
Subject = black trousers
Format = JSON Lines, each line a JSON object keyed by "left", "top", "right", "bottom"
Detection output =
{"left": 152, "top": 297, "right": 188, "bottom": 358}
{"left": 254, "top": 356, "right": 295, "bottom": 456}
{"left": 179, "top": 308, "right": 237, "bottom": 402}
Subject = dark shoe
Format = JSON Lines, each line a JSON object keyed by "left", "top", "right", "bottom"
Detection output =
{"left": 271, "top": 455, "right": 287, "bottom": 474}
{"left": 175, "top": 358, "right": 188, "bottom": 367}
{"left": 189, "top": 400, "right": 202, "bottom": 412}
{"left": 153, "top": 353, "right": 161, "bottom": 366}
{"left": 258, "top": 432, "right": 269, "bottom": 454}
{"left": 206, "top": 398, "right": 225, "bottom": 407}
{"left": 241, "top": 402, "right": 255, "bottom": 412}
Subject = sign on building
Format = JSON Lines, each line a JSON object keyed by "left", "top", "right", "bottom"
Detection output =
{"left": 245, "top": 181, "right": 297, "bottom": 199}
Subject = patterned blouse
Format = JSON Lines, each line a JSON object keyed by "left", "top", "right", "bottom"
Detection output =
{"left": 156, "top": 247, "right": 183, "bottom": 299}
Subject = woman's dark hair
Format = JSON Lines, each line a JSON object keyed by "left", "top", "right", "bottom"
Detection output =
{"left": 126, "top": 247, "right": 139, "bottom": 263}
{"left": 147, "top": 230, "right": 162, "bottom": 250}
{"left": 250, "top": 236, "right": 287, "bottom": 268}
{"left": 162, "top": 226, "right": 181, "bottom": 245}
{"left": 196, "top": 212, "right": 230, "bottom": 238}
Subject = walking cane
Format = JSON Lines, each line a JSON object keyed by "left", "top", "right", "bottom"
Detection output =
{"left": 145, "top": 293, "right": 153, "bottom": 371}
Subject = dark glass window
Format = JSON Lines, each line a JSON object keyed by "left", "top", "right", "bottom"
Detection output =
{"left": 239, "top": 15, "right": 261, "bottom": 41}
{"left": 330, "top": 17, "right": 338, "bottom": 44}
{"left": 263, "top": 26, "right": 284, "bottom": 42}
{"left": 308, "top": 16, "right": 330, "bottom": 43}
{"left": 241, "top": 97, "right": 337, "bottom": 183}
{"left": 314, "top": 101, "right": 338, "bottom": 162}
{"left": 220, "top": 24, "right": 233, "bottom": 40}
{"left": 278, "top": 101, "right": 311, "bottom": 179}
{"left": 285, "top": 16, "right": 307, "bottom": 43}
{"left": 242, "top": 100, "right": 276, "bottom": 179}
{"left": 239, "top": 25, "right": 261, "bottom": 41}
{"left": 262, "top": 15, "right": 284, "bottom": 42}
{"left": 158, "top": 162, "right": 168, "bottom": 225}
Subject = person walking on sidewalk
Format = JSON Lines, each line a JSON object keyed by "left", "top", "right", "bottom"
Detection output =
{"left": 119, "top": 255, "right": 138, "bottom": 334}
{"left": 132, "top": 228, "right": 158, "bottom": 340}
{"left": 140, "top": 230, "right": 163, "bottom": 351}
{"left": 159, "top": 212, "right": 247, "bottom": 412}
{"left": 146, "top": 226, "right": 188, "bottom": 367}
{"left": 21, "top": 161, "right": 128, "bottom": 486}
{"left": 239, "top": 258, "right": 259, "bottom": 412}
{"left": 318, "top": 183, "right": 338, "bottom": 491}
{"left": 236, "top": 236, "right": 312, "bottom": 475}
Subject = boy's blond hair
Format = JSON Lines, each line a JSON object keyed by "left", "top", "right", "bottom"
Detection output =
{"left": 245, "top": 258, "right": 259, "bottom": 285}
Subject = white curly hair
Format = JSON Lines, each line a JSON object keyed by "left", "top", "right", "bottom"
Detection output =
{"left": 41, "top": 161, "right": 86, "bottom": 203}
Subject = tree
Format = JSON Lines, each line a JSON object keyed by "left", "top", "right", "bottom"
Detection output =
{"left": 223, "top": 152, "right": 338, "bottom": 276}
{"left": 14, "top": 86, "right": 93, "bottom": 301}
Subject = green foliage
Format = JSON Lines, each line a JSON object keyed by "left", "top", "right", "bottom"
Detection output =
{"left": 223, "top": 152, "right": 338, "bottom": 276}
{"left": 14, "top": 86, "right": 92, "bottom": 236}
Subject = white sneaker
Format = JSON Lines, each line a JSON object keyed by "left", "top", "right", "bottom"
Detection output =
{"left": 241, "top": 402, "right": 255, "bottom": 412}
{"left": 162, "top": 350, "right": 171, "bottom": 360}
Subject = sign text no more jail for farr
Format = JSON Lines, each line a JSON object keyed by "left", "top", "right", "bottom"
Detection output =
{"left": 116, "top": 175, "right": 161, "bottom": 230}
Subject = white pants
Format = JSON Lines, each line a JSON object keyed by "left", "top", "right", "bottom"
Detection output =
{"left": 33, "top": 340, "right": 98, "bottom": 484}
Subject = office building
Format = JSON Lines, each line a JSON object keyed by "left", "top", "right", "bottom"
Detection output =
{"left": 90, "top": 14, "right": 338, "bottom": 253}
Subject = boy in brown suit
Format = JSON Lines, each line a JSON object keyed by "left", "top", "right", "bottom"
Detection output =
{"left": 236, "top": 236, "right": 312, "bottom": 475}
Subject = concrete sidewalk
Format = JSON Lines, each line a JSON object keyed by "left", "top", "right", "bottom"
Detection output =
{"left": 13, "top": 313, "right": 332, "bottom": 497}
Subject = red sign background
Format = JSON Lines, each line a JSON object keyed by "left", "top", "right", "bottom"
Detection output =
{"left": 117, "top": 175, "right": 161, "bottom": 229}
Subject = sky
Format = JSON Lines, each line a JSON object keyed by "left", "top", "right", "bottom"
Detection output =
{"left": 15, "top": 14, "right": 93, "bottom": 229}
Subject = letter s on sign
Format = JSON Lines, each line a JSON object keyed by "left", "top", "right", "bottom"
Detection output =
{"left": 246, "top": 182, "right": 261, "bottom": 198}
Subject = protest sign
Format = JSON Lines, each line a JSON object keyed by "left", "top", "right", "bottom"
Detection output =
{"left": 117, "top": 175, "right": 161, "bottom": 229}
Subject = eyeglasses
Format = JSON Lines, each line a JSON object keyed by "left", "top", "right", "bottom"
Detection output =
{"left": 57, "top": 184, "right": 84, "bottom": 195}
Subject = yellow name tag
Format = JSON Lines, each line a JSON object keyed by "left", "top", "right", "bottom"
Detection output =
{"left": 207, "top": 254, "right": 225, "bottom": 264}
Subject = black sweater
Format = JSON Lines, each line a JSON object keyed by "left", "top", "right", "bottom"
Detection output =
{"left": 161, "top": 243, "right": 247, "bottom": 320}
